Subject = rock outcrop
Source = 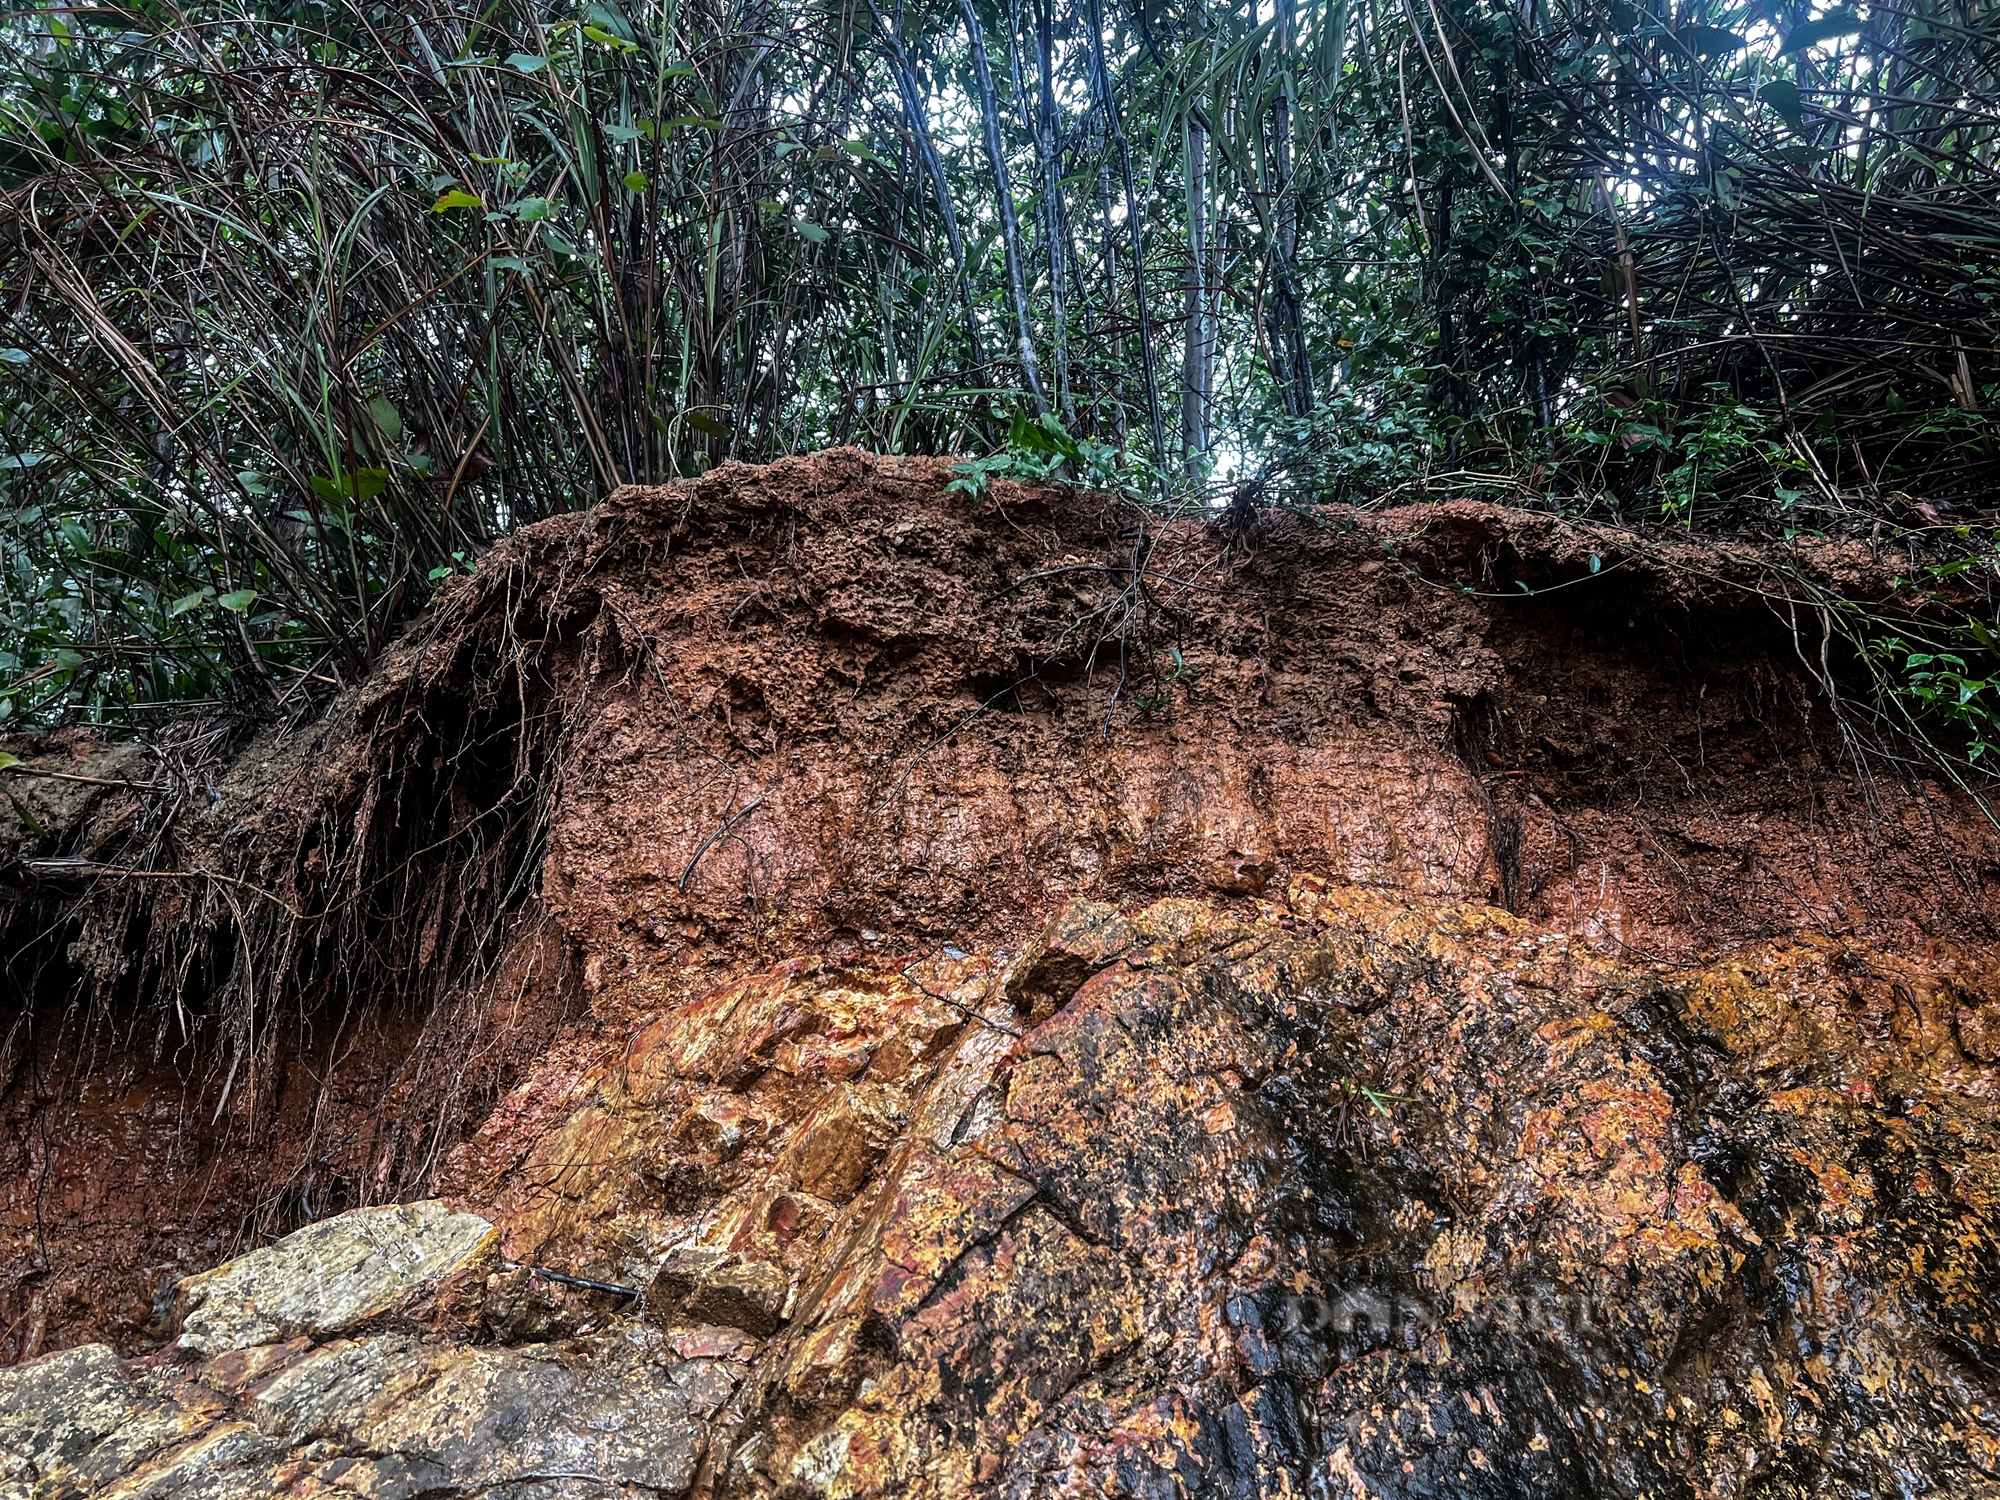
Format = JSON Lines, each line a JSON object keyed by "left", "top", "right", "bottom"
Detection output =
{"left": 5, "top": 453, "right": 1998, "bottom": 1497}
{"left": 7, "top": 884, "right": 1995, "bottom": 1497}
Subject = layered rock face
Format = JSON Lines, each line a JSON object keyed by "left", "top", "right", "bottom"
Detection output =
{"left": 9, "top": 884, "right": 1996, "bottom": 1498}
{"left": 4, "top": 452, "right": 1999, "bottom": 1496}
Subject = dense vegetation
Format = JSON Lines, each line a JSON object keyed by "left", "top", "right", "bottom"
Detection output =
{"left": 2, "top": 0, "right": 1998, "bottom": 786}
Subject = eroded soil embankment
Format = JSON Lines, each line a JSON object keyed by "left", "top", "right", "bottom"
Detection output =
{"left": 1, "top": 450, "right": 1997, "bottom": 1489}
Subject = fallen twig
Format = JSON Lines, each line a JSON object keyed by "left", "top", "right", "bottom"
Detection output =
{"left": 677, "top": 794, "right": 768, "bottom": 892}
{"left": 527, "top": 1266, "right": 643, "bottom": 1299}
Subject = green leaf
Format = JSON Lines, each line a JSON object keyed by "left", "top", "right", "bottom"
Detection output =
{"left": 1780, "top": 11, "right": 1861, "bottom": 54}
{"left": 795, "top": 220, "right": 829, "bottom": 244}
{"left": 512, "top": 197, "right": 555, "bottom": 222}
{"left": 0, "top": 348, "right": 28, "bottom": 365}
{"left": 1026, "top": 413, "right": 1083, "bottom": 463}
{"left": 368, "top": 397, "right": 402, "bottom": 441}
{"left": 490, "top": 255, "right": 531, "bottom": 274}
{"left": 622, "top": 170, "right": 649, "bottom": 193}
{"left": 432, "top": 189, "right": 485, "bottom": 212}
{"left": 1008, "top": 408, "right": 1053, "bottom": 455}
{"left": 505, "top": 52, "right": 548, "bottom": 71}
{"left": 5, "top": 788, "right": 50, "bottom": 837}
{"left": 217, "top": 589, "right": 258, "bottom": 612}
{"left": 168, "top": 589, "right": 210, "bottom": 617}
{"left": 686, "top": 409, "right": 731, "bottom": 440}
{"left": 0, "top": 751, "right": 18, "bottom": 771}
{"left": 1757, "top": 78, "right": 1804, "bottom": 131}
{"left": 1680, "top": 24, "right": 1744, "bottom": 57}
{"left": 310, "top": 468, "right": 390, "bottom": 504}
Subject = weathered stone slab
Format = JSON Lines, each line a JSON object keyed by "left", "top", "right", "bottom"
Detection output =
{"left": 169, "top": 1200, "right": 496, "bottom": 1354}
{"left": 1, "top": 1344, "right": 140, "bottom": 1498}
{"left": 0, "top": 1329, "right": 719, "bottom": 1500}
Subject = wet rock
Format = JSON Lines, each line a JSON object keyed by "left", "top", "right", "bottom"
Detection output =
{"left": 780, "top": 1081, "right": 907, "bottom": 1203}
{"left": 672, "top": 1092, "right": 759, "bottom": 1159}
{"left": 0, "top": 1342, "right": 208, "bottom": 1499}
{"left": 0, "top": 1326, "right": 716, "bottom": 1499}
{"left": 168, "top": 1200, "right": 497, "bottom": 1354}
{"left": 256, "top": 1327, "right": 708, "bottom": 1493}
{"left": 11, "top": 891, "right": 2000, "bottom": 1499}
{"left": 1000, "top": 899, "right": 1137, "bottom": 1023}
{"left": 1957, "top": 993, "right": 2000, "bottom": 1062}
{"left": 662, "top": 891, "right": 1994, "bottom": 1499}
{"left": 1205, "top": 848, "right": 1275, "bottom": 896}
{"left": 0, "top": 1197, "right": 723, "bottom": 1499}
{"left": 647, "top": 1247, "right": 790, "bottom": 1336}
{"left": 479, "top": 1264, "right": 608, "bottom": 1344}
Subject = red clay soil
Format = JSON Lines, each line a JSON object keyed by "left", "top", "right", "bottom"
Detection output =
{"left": 2, "top": 447, "right": 1995, "bottom": 1366}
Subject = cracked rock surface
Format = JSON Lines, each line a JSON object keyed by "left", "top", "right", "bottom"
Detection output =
{"left": 168, "top": 1201, "right": 498, "bottom": 1356}
{"left": 10, "top": 885, "right": 1994, "bottom": 1498}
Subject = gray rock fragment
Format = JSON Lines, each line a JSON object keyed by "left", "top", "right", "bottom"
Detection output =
{"left": 169, "top": 1200, "right": 496, "bottom": 1354}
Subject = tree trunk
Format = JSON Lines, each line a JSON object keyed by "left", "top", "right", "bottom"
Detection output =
{"left": 1183, "top": 113, "right": 1209, "bottom": 467}
{"left": 959, "top": 0, "right": 1048, "bottom": 413}
{"left": 1032, "top": 0, "right": 1071, "bottom": 416}
{"left": 1086, "top": 0, "right": 1163, "bottom": 464}
{"left": 872, "top": 1, "right": 984, "bottom": 374}
{"left": 1266, "top": 0, "right": 1314, "bottom": 419}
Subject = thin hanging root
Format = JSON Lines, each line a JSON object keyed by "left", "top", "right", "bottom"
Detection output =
{"left": 20, "top": 861, "right": 307, "bottom": 920}
{"left": 211, "top": 1040, "right": 243, "bottom": 1125}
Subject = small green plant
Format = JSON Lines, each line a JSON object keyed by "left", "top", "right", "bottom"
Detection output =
{"left": 1132, "top": 645, "right": 1201, "bottom": 714}
{"left": 1870, "top": 625, "right": 2000, "bottom": 765}
{"left": 1338, "top": 1077, "right": 1416, "bottom": 1116}
{"left": 1610, "top": 389, "right": 1808, "bottom": 523}
{"left": 948, "top": 410, "right": 1133, "bottom": 501}
{"left": 1331, "top": 1076, "right": 1417, "bottom": 1155}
